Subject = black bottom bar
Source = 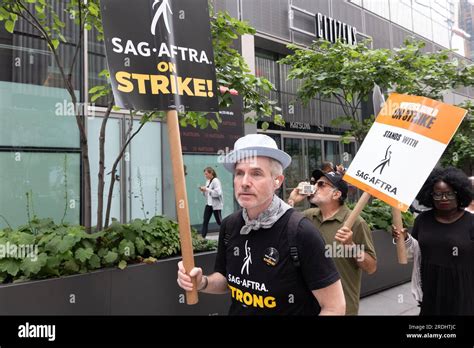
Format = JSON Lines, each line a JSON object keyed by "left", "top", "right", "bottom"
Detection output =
{"left": 0, "top": 315, "right": 473, "bottom": 345}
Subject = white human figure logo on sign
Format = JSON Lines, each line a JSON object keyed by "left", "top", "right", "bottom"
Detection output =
{"left": 151, "top": 0, "right": 173, "bottom": 35}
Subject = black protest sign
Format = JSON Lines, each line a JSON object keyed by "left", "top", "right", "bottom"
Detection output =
{"left": 101, "top": 0, "right": 218, "bottom": 112}
{"left": 181, "top": 95, "right": 244, "bottom": 153}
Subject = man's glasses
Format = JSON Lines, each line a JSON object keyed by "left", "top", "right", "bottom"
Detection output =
{"left": 431, "top": 191, "right": 457, "bottom": 201}
{"left": 315, "top": 180, "right": 334, "bottom": 189}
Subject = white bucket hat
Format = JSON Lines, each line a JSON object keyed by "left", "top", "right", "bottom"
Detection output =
{"left": 223, "top": 134, "right": 292, "bottom": 172}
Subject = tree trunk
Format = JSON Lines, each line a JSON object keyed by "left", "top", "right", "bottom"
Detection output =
{"left": 82, "top": 141, "right": 92, "bottom": 232}
{"left": 96, "top": 102, "right": 113, "bottom": 232}
{"left": 72, "top": 94, "right": 92, "bottom": 233}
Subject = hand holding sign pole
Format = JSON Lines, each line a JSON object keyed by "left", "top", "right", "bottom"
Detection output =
{"left": 101, "top": 0, "right": 219, "bottom": 304}
{"left": 343, "top": 92, "right": 466, "bottom": 266}
{"left": 343, "top": 191, "right": 371, "bottom": 230}
{"left": 167, "top": 109, "right": 198, "bottom": 304}
{"left": 392, "top": 205, "right": 407, "bottom": 264}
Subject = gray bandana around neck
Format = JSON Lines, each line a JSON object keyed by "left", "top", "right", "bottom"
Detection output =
{"left": 240, "top": 195, "right": 292, "bottom": 235}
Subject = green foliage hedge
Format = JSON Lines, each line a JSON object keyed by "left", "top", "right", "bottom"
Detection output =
{"left": 347, "top": 199, "right": 415, "bottom": 232}
{"left": 0, "top": 216, "right": 217, "bottom": 284}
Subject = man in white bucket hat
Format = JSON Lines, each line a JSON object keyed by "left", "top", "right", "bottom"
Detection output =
{"left": 178, "top": 134, "right": 345, "bottom": 315}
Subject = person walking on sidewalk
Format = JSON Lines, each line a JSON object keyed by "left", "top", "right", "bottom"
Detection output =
{"left": 178, "top": 134, "right": 345, "bottom": 315}
{"left": 392, "top": 167, "right": 474, "bottom": 315}
{"left": 288, "top": 170, "right": 377, "bottom": 315}
{"left": 199, "top": 167, "right": 223, "bottom": 238}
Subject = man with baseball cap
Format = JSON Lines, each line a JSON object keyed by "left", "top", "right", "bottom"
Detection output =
{"left": 288, "top": 169, "right": 377, "bottom": 315}
{"left": 178, "top": 134, "right": 345, "bottom": 315}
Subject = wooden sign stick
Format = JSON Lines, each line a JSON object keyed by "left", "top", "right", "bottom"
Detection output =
{"left": 166, "top": 110, "right": 198, "bottom": 305}
{"left": 392, "top": 208, "right": 407, "bottom": 264}
{"left": 344, "top": 192, "right": 372, "bottom": 229}
{"left": 344, "top": 192, "right": 408, "bottom": 265}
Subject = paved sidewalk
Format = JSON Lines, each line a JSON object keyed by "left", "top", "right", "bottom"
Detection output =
{"left": 359, "top": 282, "right": 420, "bottom": 315}
{"left": 206, "top": 231, "right": 219, "bottom": 241}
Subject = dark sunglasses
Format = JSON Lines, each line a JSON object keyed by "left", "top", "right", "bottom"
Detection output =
{"left": 315, "top": 180, "right": 334, "bottom": 189}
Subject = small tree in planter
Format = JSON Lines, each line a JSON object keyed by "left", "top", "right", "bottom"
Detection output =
{"left": 280, "top": 38, "right": 474, "bottom": 146}
{"left": 0, "top": 1, "right": 282, "bottom": 231}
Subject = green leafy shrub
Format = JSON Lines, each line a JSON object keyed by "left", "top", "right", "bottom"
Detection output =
{"left": 0, "top": 216, "right": 216, "bottom": 284}
{"left": 347, "top": 199, "right": 415, "bottom": 232}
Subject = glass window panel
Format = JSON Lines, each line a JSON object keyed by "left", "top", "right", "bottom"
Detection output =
{"left": 431, "top": 8, "right": 447, "bottom": 25}
{"left": 389, "top": 1, "right": 413, "bottom": 31}
{"left": 342, "top": 142, "right": 361, "bottom": 204}
{"left": 255, "top": 56, "right": 278, "bottom": 86}
{"left": 363, "top": 0, "right": 390, "bottom": 19}
{"left": 129, "top": 121, "right": 163, "bottom": 220}
{"left": 342, "top": 142, "right": 357, "bottom": 168}
{"left": 413, "top": 0, "right": 432, "bottom": 13}
{"left": 183, "top": 154, "right": 234, "bottom": 226}
{"left": 307, "top": 139, "right": 322, "bottom": 175}
{"left": 283, "top": 137, "right": 304, "bottom": 197}
{"left": 0, "top": 81, "right": 80, "bottom": 148}
{"left": 255, "top": 52, "right": 280, "bottom": 104}
{"left": 413, "top": 11, "right": 433, "bottom": 40}
{"left": 3, "top": 34, "right": 82, "bottom": 90}
{"left": 0, "top": 152, "right": 80, "bottom": 229}
{"left": 279, "top": 63, "right": 301, "bottom": 95}
{"left": 324, "top": 140, "right": 340, "bottom": 166}
{"left": 432, "top": 22, "right": 450, "bottom": 48}
{"left": 88, "top": 117, "right": 121, "bottom": 227}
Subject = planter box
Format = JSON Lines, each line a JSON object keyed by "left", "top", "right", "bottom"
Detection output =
{"left": 0, "top": 233, "right": 412, "bottom": 314}
{"left": 0, "top": 251, "right": 230, "bottom": 315}
{"left": 361, "top": 229, "right": 413, "bottom": 297}
{"left": 110, "top": 252, "right": 230, "bottom": 315}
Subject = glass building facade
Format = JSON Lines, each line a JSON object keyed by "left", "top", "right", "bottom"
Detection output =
{"left": 0, "top": 0, "right": 471, "bottom": 230}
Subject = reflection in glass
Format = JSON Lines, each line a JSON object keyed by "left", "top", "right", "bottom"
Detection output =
{"left": 0, "top": 82, "right": 80, "bottom": 148}
{"left": 283, "top": 138, "right": 304, "bottom": 197}
{"left": 183, "top": 154, "right": 234, "bottom": 227}
{"left": 307, "top": 139, "right": 322, "bottom": 175}
{"left": 389, "top": 0, "right": 414, "bottom": 30}
{"left": 129, "top": 121, "right": 163, "bottom": 220}
{"left": 0, "top": 152, "right": 80, "bottom": 229}
{"left": 342, "top": 142, "right": 357, "bottom": 168}
{"left": 363, "top": 0, "right": 390, "bottom": 19}
{"left": 413, "top": 11, "right": 433, "bottom": 40}
{"left": 324, "top": 140, "right": 340, "bottom": 167}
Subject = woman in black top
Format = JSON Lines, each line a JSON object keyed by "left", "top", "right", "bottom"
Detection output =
{"left": 393, "top": 167, "right": 474, "bottom": 315}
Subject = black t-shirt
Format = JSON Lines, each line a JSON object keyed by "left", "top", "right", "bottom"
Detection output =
{"left": 214, "top": 209, "right": 340, "bottom": 315}
{"left": 412, "top": 210, "right": 474, "bottom": 266}
{"left": 411, "top": 210, "right": 474, "bottom": 315}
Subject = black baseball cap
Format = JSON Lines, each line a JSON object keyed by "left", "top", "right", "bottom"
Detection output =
{"left": 311, "top": 169, "right": 348, "bottom": 200}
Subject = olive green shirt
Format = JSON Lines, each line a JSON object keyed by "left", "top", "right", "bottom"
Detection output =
{"left": 304, "top": 205, "right": 376, "bottom": 315}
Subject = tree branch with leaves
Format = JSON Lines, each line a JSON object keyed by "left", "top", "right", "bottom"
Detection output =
{"left": 280, "top": 38, "right": 474, "bottom": 146}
